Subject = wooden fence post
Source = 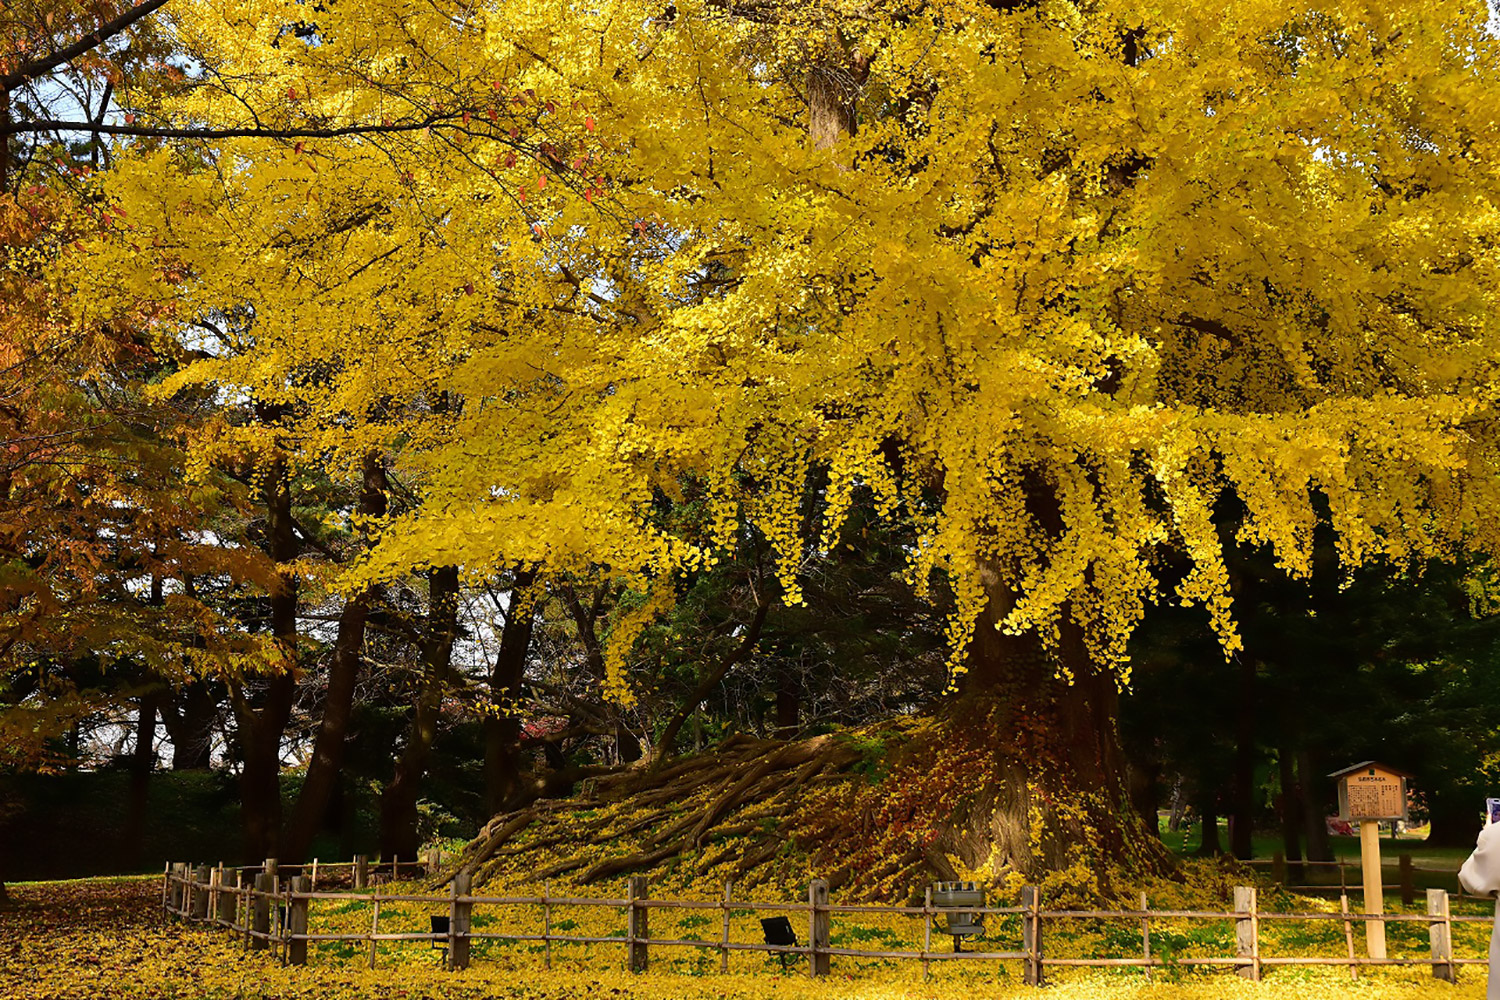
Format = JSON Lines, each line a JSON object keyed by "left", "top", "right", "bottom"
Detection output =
{"left": 287, "top": 875, "right": 310, "bottom": 966}
{"left": 367, "top": 889, "right": 381, "bottom": 970}
{"left": 1272, "top": 851, "right": 1286, "bottom": 887}
{"left": 450, "top": 869, "right": 473, "bottom": 970}
{"left": 808, "top": 878, "right": 830, "bottom": 978}
{"left": 426, "top": 846, "right": 441, "bottom": 876}
{"left": 223, "top": 869, "right": 234, "bottom": 929}
{"left": 719, "top": 881, "right": 731, "bottom": 974}
{"left": 1139, "top": 891, "right": 1151, "bottom": 982}
{"left": 1400, "top": 854, "right": 1415, "bottom": 907}
{"left": 310, "top": 858, "right": 319, "bottom": 890}
{"left": 922, "top": 886, "right": 933, "bottom": 982}
{"left": 544, "top": 881, "right": 554, "bottom": 971}
{"left": 264, "top": 857, "right": 278, "bottom": 880}
{"left": 161, "top": 862, "right": 171, "bottom": 914}
{"left": 169, "top": 862, "right": 186, "bottom": 915}
{"left": 1234, "top": 886, "right": 1260, "bottom": 981}
{"left": 1340, "top": 892, "right": 1359, "bottom": 980}
{"left": 192, "top": 865, "right": 211, "bottom": 920}
{"left": 1022, "top": 885, "right": 1042, "bottom": 986}
{"left": 628, "top": 876, "right": 650, "bottom": 972}
{"left": 1427, "top": 888, "right": 1455, "bottom": 983}
{"left": 165, "top": 862, "right": 177, "bottom": 915}
{"left": 251, "top": 872, "right": 273, "bottom": 951}
{"left": 354, "top": 854, "right": 369, "bottom": 890}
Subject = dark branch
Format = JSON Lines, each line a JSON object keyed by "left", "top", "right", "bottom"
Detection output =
{"left": 0, "top": 0, "right": 172, "bottom": 92}
{"left": 3, "top": 112, "right": 488, "bottom": 140}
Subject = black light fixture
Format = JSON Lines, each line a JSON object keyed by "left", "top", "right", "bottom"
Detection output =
{"left": 760, "top": 916, "right": 798, "bottom": 970}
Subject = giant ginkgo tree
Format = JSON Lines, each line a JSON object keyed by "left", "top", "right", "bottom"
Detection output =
{"left": 70, "top": 0, "right": 1500, "bottom": 880}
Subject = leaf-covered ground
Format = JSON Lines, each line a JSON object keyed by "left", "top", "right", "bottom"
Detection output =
{"left": 0, "top": 875, "right": 1493, "bottom": 999}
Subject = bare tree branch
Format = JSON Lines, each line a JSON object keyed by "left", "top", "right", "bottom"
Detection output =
{"left": 0, "top": 0, "right": 172, "bottom": 92}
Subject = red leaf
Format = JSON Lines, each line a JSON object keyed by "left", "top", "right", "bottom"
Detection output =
{"left": 287, "top": 87, "right": 298, "bottom": 100}
{"left": 537, "top": 175, "right": 546, "bottom": 190}
{"left": 585, "top": 116, "right": 596, "bottom": 132}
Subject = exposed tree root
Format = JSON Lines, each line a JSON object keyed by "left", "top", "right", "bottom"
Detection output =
{"left": 445, "top": 732, "right": 861, "bottom": 890}
{"left": 445, "top": 713, "right": 1174, "bottom": 903}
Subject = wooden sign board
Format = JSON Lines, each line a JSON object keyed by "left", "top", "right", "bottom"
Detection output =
{"left": 1330, "top": 761, "right": 1410, "bottom": 822}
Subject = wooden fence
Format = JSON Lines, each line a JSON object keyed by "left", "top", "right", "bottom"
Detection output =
{"left": 161, "top": 859, "right": 1491, "bottom": 984}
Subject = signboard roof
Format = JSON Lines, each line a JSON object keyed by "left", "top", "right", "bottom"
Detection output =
{"left": 1326, "top": 761, "right": 1415, "bottom": 781}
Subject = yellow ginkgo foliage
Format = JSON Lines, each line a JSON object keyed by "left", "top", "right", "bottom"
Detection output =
{"left": 68, "top": 0, "right": 1500, "bottom": 872}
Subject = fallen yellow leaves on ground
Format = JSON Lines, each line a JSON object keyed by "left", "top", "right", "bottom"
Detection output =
{"left": 0, "top": 876, "right": 1491, "bottom": 999}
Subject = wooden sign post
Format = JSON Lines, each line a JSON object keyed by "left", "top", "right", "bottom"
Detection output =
{"left": 1329, "top": 761, "right": 1412, "bottom": 961}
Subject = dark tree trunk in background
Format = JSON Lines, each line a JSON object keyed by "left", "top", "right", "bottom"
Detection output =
{"left": 160, "top": 681, "right": 217, "bottom": 770}
{"left": 1277, "top": 755, "right": 1301, "bottom": 861}
{"left": 237, "top": 675, "right": 295, "bottom": 861}
{"left": 562, "top": 581, "right": 641, "bottom": 764}
{"left": 381, "top": 565, "right": 460, "bottom": 861}
{"left": 284, "top": 453, "right": 387, "bottom": 863}
{"left": 281, "top": 592, "right": 370, "bottom": 861}
{"left": 484, "top": 571, "right": 537, "bottom": 816}
{"left": 1297, "top": 748, "right": 1334, "bottom": 862}
{"left": 1130, "top": 757, "right": 1162, "bottom": 841}
{"left": 1230, "top": 657, "right": 1257, "bottom": 860}
{"left": 1278, "top": 748, "right": 1303, "bottom": 862}
{"left": 1423, "top": 785, "right": 1482, "bottom": 847}
{"left": 655, "top": 596, "right": 770, "bottom": 757}
{"left": 775, "top": 672, "right": 799, "bottom": 740}
{"left": 235, "top": 434, "right": 300, "bottom": 861}
{"left": 124, "top": 689, "right": 159, "bottom": 864}
{"left": 1194, "top": 791, "right": 1222, "bottom": 856}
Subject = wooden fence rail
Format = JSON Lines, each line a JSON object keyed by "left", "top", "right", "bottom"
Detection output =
{"left": 160, "top": 859, "right": 1491, "bottom": 984}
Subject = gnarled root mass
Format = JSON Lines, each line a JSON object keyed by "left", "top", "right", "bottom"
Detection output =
{"left": 448, "top": 733, "right": 860, "bottom": 892}
{"left": 445, "top": 711, "right": 1172, "bottom": 904}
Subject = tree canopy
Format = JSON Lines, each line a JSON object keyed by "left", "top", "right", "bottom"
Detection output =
{"left": 70, "top": 0, "right": 1500, "bottom": 696}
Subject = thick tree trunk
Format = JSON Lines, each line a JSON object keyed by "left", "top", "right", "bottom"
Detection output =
{"left": 380, "top": 565, "right": 460, "bottom": 861}
{"left": 284, "top": 453, "right": 387, "bottom": 863}
{"left": 1230, "top": 657, "right": 1257, "bottom": 860}
{"left": 937, "top": 562, "right": 1170, "bottom": 880}
{"left": 1297, "top": 748, "right": 1334, "bottom": 862}
{"left": 484, "top": 571, "right": 537, "bottom": 816}
{"left": 1278, "top": 748, "right": 1303, "bottom": 863}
